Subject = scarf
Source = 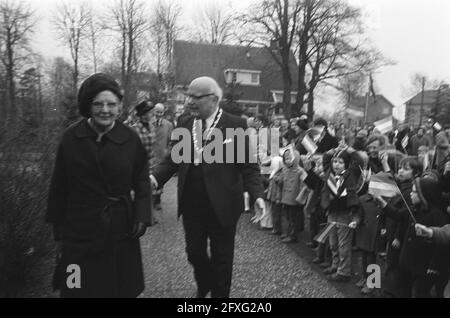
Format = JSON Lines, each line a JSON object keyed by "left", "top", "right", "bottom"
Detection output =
{"left": 327, "top": 171, "right": 348, "bottom": 198}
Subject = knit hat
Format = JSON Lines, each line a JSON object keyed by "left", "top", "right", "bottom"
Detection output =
{"left": 78, "top": 73, "right": 123, "bottom": 118}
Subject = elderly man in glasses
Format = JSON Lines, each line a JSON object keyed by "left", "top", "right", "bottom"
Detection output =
{"left": 151, "top": 76, "right": 265, "bottom": 298}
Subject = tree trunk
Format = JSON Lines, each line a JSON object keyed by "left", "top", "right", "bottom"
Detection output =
{"left": 307, "top": 82, "right": 317, "bottom": 119}
{"left": 296, "top": 3, "right": 312, "bottom": 115}
{"left": 282, "top": 63, "right": 292, "bottom": 119}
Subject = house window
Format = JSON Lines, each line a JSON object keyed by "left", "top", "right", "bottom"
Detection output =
{"left": 224, "top": 69, "right": 260, "bottom": 86}
{"left": 251, "top": 73, "right": 259, "bottom": 84}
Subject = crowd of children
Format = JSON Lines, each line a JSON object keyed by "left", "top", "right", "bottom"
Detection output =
{"left": 253, "top": 115, "right": 450, "bottom": 298}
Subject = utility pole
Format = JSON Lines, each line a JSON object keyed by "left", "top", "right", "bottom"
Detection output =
{"left": 419, "top": 76, "right": 425, "bottom": 127}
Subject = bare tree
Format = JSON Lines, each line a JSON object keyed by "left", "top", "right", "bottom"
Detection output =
{"left": 154, "top": 0, "right": 182, "bottom": 76}
{"left": 151, "top": 0, "right": 182, "bottom": 90}
{"left": 334, "top": 71, "right": 367, "bottom": 105}
{"left": 0, "top": 0, "right": 35, "bottom": 126}
{"left": 52, "top": 1, "right": 91, "bottom": 94}
{"left": 107, "top": 0, "right": 150, "bottom": 109}
{"left": 86, "top": 5, "right": 105, "bottom": 73}
{"left": 241, "top": 0, "right": 302, "bottom": 119}
{"left": 189, "top": 0, "right": 236, "bottom": 45}
{"left": 295, "top": 0, "right": 387, "bottom": 117}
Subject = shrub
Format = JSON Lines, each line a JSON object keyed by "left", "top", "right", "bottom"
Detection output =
{"left": 0, "top": 125, "right": 60, "bottom": 297}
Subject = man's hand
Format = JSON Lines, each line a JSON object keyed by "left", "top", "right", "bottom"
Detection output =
{"left": 250, "top": 198, "right": 266, "bottom": 224}
{"left": 348, "top": 221, "right": 357, "bottom": 229}
{"left": 415, "top": 223, "right": 434, "bottom": 239}
{"left": 131, "top": 222, "right": 147, "bottom": 239}
{"left": 392, "top": 238, "right": 401, "bottom": 249}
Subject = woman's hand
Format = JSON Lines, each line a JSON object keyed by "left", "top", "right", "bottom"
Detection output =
{"left": 131, "top": 222, "right": 147, "bottom": 239}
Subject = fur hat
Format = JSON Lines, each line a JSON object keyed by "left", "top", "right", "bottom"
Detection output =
{"left": 78, "top": 73, "right": 123, "bottom": 118}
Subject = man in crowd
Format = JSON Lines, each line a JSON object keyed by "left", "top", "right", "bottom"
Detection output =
{"left": 152, "top": 103, "right": 174, "bottom": 210}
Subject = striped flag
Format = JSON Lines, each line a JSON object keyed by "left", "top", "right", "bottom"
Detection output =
{"left": 302, "top": 134, "right": 318, "bottom": 154}
{"left": 368, "top": 172, "right": 399, "bottom": 198}
{"left": 374, "top": 116, "right": 393, "bottom": 135}
{"left": 401, "top": 135, "right": 409, "bottom": 149}
{"left": 314, "top": 222, "right": 336, "bottom": 244}
{"left": 433, "top": 122, "right": 442, "bottom": 131}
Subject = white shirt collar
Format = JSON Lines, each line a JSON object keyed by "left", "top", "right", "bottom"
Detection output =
{"left": 204, "top": 107, "right": 219, "bottom": 130}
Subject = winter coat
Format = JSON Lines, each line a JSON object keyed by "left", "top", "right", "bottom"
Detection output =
{"left": 46, "top": 119, "right": 152, "bottom": 297}
{"left": 151, "top": 118, "right": 173, "bottom": 170}
{"left": 276, "top": 151, "right": 307, "bottom": 206}
{"left": 355, "top": 194, "right": 382, "bottom": 252}
{"left": 316, "top": 131, "right": 339, "bottom": 154}
{"left": 267, "top": 169, "right": 283, "bottom": 203}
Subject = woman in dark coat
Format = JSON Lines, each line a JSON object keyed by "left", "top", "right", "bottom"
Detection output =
{"left": 47, "top": 73, "right": 152, "bottom": 298}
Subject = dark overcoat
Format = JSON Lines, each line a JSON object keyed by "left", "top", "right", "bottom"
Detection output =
{"left": 47, "top": 119, "right": 152, "bottom": 298}
{"left": 355, "top": 194, "right": 382, "bottom": 252}
{"left": 153, "top": 111, "right": 264, "bottom": 228}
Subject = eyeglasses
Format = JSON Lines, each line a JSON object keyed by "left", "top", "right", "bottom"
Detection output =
{"left": 186, "top": 93, "right": 215, "bottom": 101}
{"left": 92, "top": 101, "right": 119, "bottom": 109}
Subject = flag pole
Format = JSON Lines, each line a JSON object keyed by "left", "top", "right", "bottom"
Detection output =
{"left": 394, "top": 183, "right": 417, "bottom": 224}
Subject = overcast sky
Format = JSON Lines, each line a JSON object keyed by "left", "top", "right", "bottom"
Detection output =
{"left": 29, "top": 0, "right": 450, "bottom": 119}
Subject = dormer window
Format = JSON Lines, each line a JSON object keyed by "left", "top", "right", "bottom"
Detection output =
{"left": 224, "top": 69, "right": 261, "bottom": 86}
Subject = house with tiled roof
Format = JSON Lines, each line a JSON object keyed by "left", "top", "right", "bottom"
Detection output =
{"left": 170, "top": 40, "right": 298, "bottom": 116}
{"left": 344, "top": 94, "right": 395, "bottom": 127}
{"left": 404, "top": 87, "right": 450, "bottom": 127}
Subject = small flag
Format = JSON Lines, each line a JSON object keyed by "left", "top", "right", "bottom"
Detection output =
{"left": 314, "top": 222, "right": 336, "bottom": 244}
{"left": 433, "top": 122, "right": 442, "bottom": 131}
{"left": 374, "top": 116, "right": 393, "bottom": 135}
{"left": 423, "top": 151, "right": 430, "bottom": 171}
{"left": 401, "top": 135, "right": 409, "bottom": 149}
{"left": 301, "top": 134, "right": 318, "bottom": 154}
{"left": 368, "top": 172, "right": 399, "bottom": 198}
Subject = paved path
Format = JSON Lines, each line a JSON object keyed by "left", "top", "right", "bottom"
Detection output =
{"left": 141, "top": 177, "right": 347, "bottom": 298}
